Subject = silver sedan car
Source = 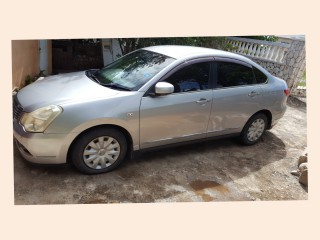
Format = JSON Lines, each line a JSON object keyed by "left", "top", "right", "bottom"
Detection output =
{"left": 13, "top": 45, "right": 289, "bottom": 174}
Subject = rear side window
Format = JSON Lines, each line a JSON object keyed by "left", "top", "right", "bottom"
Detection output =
{"left": 216, "top": 62, "right": 254, "bottom": 88}
{"left": 253, "top": 67, "right": 268, "bottom": 84}
{"left": 164, "top": 62, "right": 210, "bottom": 93}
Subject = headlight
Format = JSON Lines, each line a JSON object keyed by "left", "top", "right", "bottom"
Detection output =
{"left": 20, "top": 105, "right": 62, "bottom": 132}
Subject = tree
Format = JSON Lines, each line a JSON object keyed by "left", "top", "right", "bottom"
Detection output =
{"left": 118, "top": 37, "right": 230, "bottom": 55}
{"left": 235, "top": 35, "right": 279, "bottom": 42}
{"left": 117, "top": 36, "right": 278, "bottom": 56}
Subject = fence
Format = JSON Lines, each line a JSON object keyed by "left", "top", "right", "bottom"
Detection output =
{"left": 226, "top": 37, "right": 291, "bottom": 64}
{"left": 225, "top": 36, "right": 306, "bottom": 93}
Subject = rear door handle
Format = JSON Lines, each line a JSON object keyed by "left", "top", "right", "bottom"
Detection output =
{"left": 248, "top": 91, "right": 260, "bottom": 97}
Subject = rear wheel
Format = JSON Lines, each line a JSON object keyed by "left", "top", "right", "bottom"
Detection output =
{"left": 240, "top": 113, "right": 268, "bottom": 145}
{"left": 71, "top": 127, "right": 127, "bottom": 174}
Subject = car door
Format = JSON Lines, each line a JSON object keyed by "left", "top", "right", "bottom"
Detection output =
{"left": 140, "top": 60, "right": 213, "bottom": 149}
{"left": 207, "top": 58, "right": 264, "bottom": 136}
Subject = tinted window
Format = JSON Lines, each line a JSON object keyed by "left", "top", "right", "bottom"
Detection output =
{"left": 164, "top": 62, "right": 210, "bottom": 93}
{"left": 253, "top": 67, "right": 268, "bottom": 84}
{"left": 216, "top": 62, "right": 254, "bottom": 88}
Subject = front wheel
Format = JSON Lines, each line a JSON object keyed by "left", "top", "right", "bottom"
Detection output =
{"left": 240, "top": 113, "right": 268, "bottom": 145}
{"left": 71, "top": 127, "right": 128, "bottom": 174}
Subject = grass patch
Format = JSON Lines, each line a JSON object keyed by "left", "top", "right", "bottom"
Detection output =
{"left": 298, "top": 80, "right": 306, "bottom": 87}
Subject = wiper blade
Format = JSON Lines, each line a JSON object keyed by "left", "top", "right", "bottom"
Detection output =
{"left": 86, "top": 69, "right": 100, "bottom": 83}
{"left": 91, "top": 74, "right": 100, "bottom": 82}
{"left": 86, "top": 70, "right": 131, "bottom": 91}
{"left": 102, "top": 83, "right": 131, "bottom": 91}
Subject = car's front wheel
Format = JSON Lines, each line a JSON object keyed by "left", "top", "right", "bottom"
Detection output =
{"left": 240, "top": 113, "right": 268, "bottom": 145}
{"left": 71, "top": 127, "right": 127, "bottom": 174}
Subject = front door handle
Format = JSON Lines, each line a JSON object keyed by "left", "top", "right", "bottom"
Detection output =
{"left": 196, "top": 98, "right": 211, "bottom": 104}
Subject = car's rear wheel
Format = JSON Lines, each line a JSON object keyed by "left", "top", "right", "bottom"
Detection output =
{"left": 240, "top": 113, "right": 268, "bottom": 145}
{"left": 71, "top": 127, "right": 127, "bottom": 174}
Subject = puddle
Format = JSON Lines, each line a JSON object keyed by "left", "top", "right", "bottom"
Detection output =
{"left": 190, "top": 180, "right": 229, "bottom": 201}
{"left": 117, "top": 168, "right": 138, "bottom": 179}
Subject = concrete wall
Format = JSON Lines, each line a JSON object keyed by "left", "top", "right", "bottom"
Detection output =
{"left": 252, "top": 38, "right": 305, "bottom": 90}
{"left": 12, "top": 40, "right": 40, "bottom": 89}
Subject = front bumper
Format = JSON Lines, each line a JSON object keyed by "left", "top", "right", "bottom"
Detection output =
{"left": 13, "top": 120, "right": 68, "bottom": 164}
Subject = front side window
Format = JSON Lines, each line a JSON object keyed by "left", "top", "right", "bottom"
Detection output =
{"left": 163, "top": 62, "right": 210, "bottom": 93}
{"left": 216, "top": 61, "right": 254, "bottom": 88}
{"left": 91, "top": 50, "right": 175, "bottom": 90}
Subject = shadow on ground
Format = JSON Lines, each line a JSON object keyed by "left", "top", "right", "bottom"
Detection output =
{"left": 14, "top": 130, "right": 292, "bottom": 204}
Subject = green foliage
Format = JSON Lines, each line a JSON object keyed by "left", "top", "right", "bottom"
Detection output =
{"left": 302, "top": 70, "right": 306, "bottom": 80}
{"left": 118, "top": 37, "right": 230, "bottom": 55}
{"left": 24, "top": 70, "right": 46, "bottom": 86}
{"left": 25, "top": 75, "right": 34, "bottom": 85}
{"left": 298, "top": 80, "right": 306, "bottom": 87}
{"left": 224, "top": 42, "right": 238, "bottom": 52}
{"left": 235, "top": 35, "right": 279, "bottom": 42}
{"left": 117, "top": 36, "right": 279, "bottom": 56}
{"left": 298, "top": 70, "right": 306, "bottom": 87}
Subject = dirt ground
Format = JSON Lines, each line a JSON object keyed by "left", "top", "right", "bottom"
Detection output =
{"left": 14, "top": 97, "right": 307, "bottom": 204}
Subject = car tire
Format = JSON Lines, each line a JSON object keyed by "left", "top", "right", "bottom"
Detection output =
{"left": 240, "top": 113, "right": 268, "bottom": 145}
{"left": 71, "top": 127, "right": 128, "bottom": 174}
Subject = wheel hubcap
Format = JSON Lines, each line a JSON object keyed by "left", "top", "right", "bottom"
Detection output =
{"left": 247, "top": 118, "right": 265, "bottom": 142}
{"left": 83, "top": 136, "right": 120, "bottom": 170}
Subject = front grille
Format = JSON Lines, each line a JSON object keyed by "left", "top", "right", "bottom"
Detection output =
{"left": 13, "top": 94, "right": 23, "bottom": 121}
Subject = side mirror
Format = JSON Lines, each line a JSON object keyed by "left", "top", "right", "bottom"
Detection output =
{"left": 155, "top": 82, "right": 174, "bottom": 95}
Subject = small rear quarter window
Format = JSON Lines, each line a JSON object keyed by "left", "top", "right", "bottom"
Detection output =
{"left": 253, "top": 67, "right": 268, "bottom": 84}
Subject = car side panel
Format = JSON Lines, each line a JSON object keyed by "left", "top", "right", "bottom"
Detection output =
{"left": 140, "top": 90, "right": 213, "bottom": 148}
{"left": 208, "top": 85, "right": 264, "bottom": 137}
{"left": 45, "top": 92, "right": 143, "bottom": 152}
{"left": 258, "top": 77, "right": 288, "bottom": 124}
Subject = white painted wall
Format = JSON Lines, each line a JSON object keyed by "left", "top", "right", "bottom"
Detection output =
{"left": 102, "top": 38, "right": 122, "bottom": 66}
{"left": 39, "top": 40, "right": 48, "bottom": 74}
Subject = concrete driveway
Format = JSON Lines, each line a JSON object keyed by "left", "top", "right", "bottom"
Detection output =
{"left": 14, "top": 98, "right": 307, "bottom": 204}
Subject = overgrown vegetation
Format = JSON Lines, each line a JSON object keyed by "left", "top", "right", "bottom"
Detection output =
{"left": 298, "top": 70, "right": 306, "bottom": 87}
{"left": 25, "top": 70, "right": 46, "bottom": 86}
{"left": 235, "top": 35, "right": 279, "bottom": 42}
{"left": 302, "top": 70, "right": 306, "bottom": 80}
{"left": 118, "top": 37, "right": 235, "bottom": 55}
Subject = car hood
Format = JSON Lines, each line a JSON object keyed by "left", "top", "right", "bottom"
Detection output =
{"left": 17, "top": 71, "right": 119, "bottom": 111}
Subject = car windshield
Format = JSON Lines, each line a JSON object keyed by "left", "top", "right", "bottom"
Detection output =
{"left": 91, "top": 50, "right": 175, "bottom": 91}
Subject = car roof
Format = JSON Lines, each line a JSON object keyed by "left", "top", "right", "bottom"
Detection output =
{"left": 143, "top": 45, "right": 244, "bottom": 60}
{"left": 142, "top": 45, "right": 270, "bottom": 75}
